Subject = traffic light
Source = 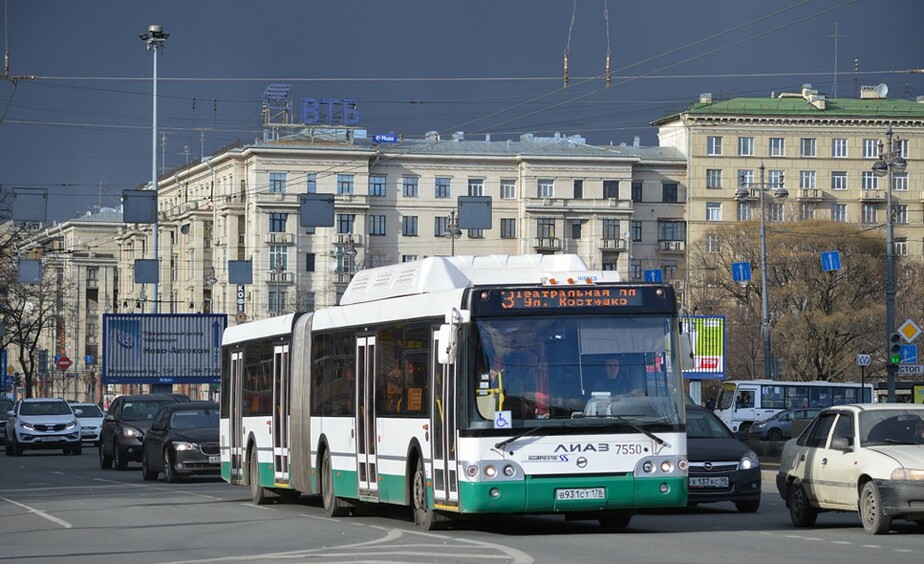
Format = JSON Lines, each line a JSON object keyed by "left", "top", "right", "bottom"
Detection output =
{"left": 889, "top": 332, "right": 902, "bottom": 365}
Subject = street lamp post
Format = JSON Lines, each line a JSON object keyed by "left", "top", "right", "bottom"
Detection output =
{"left": 443, "top": 209, "right": 463, "bottom": 255}
{"left": 139, "top": 25, "right": 168, "bottom": 314}
{"left": 736, "top": 162, "right": 788, "bottom": 380}
{"left": 872, "top": 126, "right": 907, "bottom": 403}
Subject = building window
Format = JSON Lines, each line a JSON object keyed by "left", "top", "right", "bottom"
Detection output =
{"left": 738, "top": 137, "right": 754, "bottom": 156}
{"left": 337, "top": 174, "right": 354, "bottom": 195}
{"left": 369, "top": 175, "right": 386, "bottom": 197}
{"left": 831, "top": 203, "right": 846, "bottom": 223}
{"left": 799, "top": 171, "right": 816, "bottom": 189}
{"left": 768, "top": 202, "right": 784, "bottom": 222}
{"left": 737, "top": 202, "right": 752, "bottom": 221}
{"left": 536, "top": 218, "right": 555, "bottom": 239}
{"left": 800, "top": 138, "right": 816, "bottom": 157}
{"left": 895, "top": 239, "right": 908, "bottom": 256}
{"left": 571, "top": 220, "right": 582, "bottom": 240}
{"left": 538, "top": 178, "right": 554, "bottom": 198}
{"left": 706, "top": 202, "right": 721, "bottom": 222}
{"left": 738, "top": 169, "right": 754, "bottom": 187}
{"left": 305, "top": 253, "right": 316, "bottom": 272}
{"left": 893, "top": 173, "right": 908, "bottom": 191}
{"left": 435, "top": 177, "right": 451, "bottom": 198}
{"left": 501, "top": 179, "right": 516, "bottom": 199}
{"left": 706, "top": 169, "right": 722, "bottom": 189}
{"left": 863, "top": 139, "right": 878, "bottom": 159}
{"left": 603, "top": 180, "right": 619, "bottom": 199}
{"left": 402, "top": 216, "right": 418, "bottom": 236}
{"left": 306, "top": 173, "right": 317, "bottom": 193}
{"left": 769, "top": 137, "right": 785, "bottom": 157}
{"left": 861, "top": 204, "right": 877, "bottom": 224}
{"left": 468, "top": 178, "right": 484, "bottom": 197}
{"left": 662, "top": 182, "right": 678, "bottom": 203}
{"left": 662, "top": 260, "right": 678, "bottom": 279}
{"left": 767, "top": 170, "right": 784, "bottom": 188}
{"left": 630, "top": 221, "right": 641, "bottom": 242}
{"left": 895, "top": 204, "right": 908, "bottom": 224}
{"left": 268, "top": 289, "right": 287, "bottom": 313}
{"left": 861, "top": 171, "right": 878, "bottom": 190}
{"left": 269, "top": 171, "right": 286, "bottom": 193}
{"left": 402, "top": 255, "right": 418, "bottom": 263}
{"left": 631, "top": 181, "right": 642, "bottom": 202}
{"left": 268, "top": 212, "right": 287, "bottom": 232}
{"left": 799, "top": 202, "right": 815, "bottom": 221}
{"left": 367, "top": 215, "right": 385, "bottom": 236}
{"left": 336, "top": 214, "right": 355, "bottom": 234}
{"left": 500, "top": 218, "right": 516, "bottom": 239}
{"left": 832, "top": 138, "right": 848, "bottom": 158}
{"left": 707, "top": 136, "right": 722, "bottom": 155}
{"left": 602, "top": 219, "right": 620, "bottom": 240}
{"left": 898, "top": 139, "right": 909, "bottom": 158}
{"left": 573, "top": 179, "right": 583, "bottom": 199}
{"left": 705, "top": 233, "right": 720, "bottom": 253}
{"left": 659, "top": 221, "right": 684, "bottom": 241}
{"left": 434, "top": 216, "right": 448, "bottom": 236}
{"left": 468, "top": 228, "right": 484, "bottom": 238}
{"left": 402, "top": 176, "right": 419, "bottom": 198}
{"left": 831, "top": 171, "right": 848, "bottom": 190}
{"left": 269, "top": 245, "right": 288, "bottom": 271}
{"left": 630, "top": 259, "right": 642, "bottom": 280}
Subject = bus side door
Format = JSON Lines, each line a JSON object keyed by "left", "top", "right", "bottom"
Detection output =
{"left": 430, "top": 329, "right": 459, "bottom": 508}
{"left": 228, "top": 350, "right": 245, "bottom": 484}
{"left": 356, "top": 336, "right": 379, "bottom": 497}
{"left": 272, "top": 344, "right": 290, "bottom": 485}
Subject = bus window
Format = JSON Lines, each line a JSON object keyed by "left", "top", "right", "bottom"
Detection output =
{"left": 786, "top": 386, "right": 809, "bottom": 409}
{"left": 716, "top": 384, "right": 735, "bottom": 410}
{"left": 761, "top": 386, "right": 785, "bottom": 409}
{"left": 736, "top": 391, "right": 754, "bottom": 409}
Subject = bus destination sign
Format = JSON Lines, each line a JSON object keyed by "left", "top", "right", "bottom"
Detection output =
{"left": 499, "top": 287, "right": 643, "bottom": 309}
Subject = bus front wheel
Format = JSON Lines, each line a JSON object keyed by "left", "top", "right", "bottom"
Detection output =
{"left": 249, "top": 448, "right": 276, "bottom": 505}
{"left": 321, "top": 449, "right": 351, "bottom": 517}
{"left": 412, "top": 457, "right": 447, "bottom": 530}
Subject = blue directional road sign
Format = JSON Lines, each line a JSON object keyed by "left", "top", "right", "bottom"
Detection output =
{"left": 820, "top": 250, "right": 841, "bottom": 272}
{"left": 731, "top": 262, "right": 752, "bottom": 282}
{"left": 899, "top": 344, "right": 917, "bottom": 365}
{"left": 644, "top": 269, "right": 663, "bottom": 283}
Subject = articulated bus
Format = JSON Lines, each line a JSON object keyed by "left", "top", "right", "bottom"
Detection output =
{"left": 714, "top": 379, "right": 875, "bottom": 435}
{"left": 220, "top": 254, "right": 690, "bottom": 529}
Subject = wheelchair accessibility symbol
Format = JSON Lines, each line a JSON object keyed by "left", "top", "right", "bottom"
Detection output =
{"left": 494, "top": 410, "right": 512, "bottom": 429}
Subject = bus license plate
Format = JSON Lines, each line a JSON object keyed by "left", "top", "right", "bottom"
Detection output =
{"left": 556, "top": 487, "right": 605, "bottom": 501}
{"left": 689, "top": 476, "right": 728, "bottom": 488}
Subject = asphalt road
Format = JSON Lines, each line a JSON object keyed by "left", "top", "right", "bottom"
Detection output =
{"left": 1, "top": 449, "right": 921, "bottom": 563}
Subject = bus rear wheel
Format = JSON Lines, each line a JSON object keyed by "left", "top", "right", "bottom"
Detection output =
{"left": 249, "top": 448, "right": 276, "bottom": 505}
{"left": 321, "top": 449, "right": 351, "bottom": 517}
{"left": 412, "top": 457, "right": 447, "bottom": 530}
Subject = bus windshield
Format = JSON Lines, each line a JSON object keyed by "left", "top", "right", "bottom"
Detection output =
{"left": 471, "top": 315, "right": 683, "bottom": 428}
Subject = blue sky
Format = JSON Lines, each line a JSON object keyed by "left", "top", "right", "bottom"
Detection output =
{"left": 1, "top": 0, "right": 922, "bottom": 222}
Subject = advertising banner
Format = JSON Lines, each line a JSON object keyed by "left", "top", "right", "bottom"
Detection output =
{"left": 681, "top": 315, "right": 726, "bottom": 380}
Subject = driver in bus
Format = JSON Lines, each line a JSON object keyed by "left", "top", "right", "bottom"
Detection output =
{"left": 591, "top": 355, "right": 645, "bottom": 398}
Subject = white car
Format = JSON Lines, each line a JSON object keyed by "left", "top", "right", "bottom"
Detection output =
{"left": 69, "top": 402, "right": 105, "bottom": 446}
{"left": 776, "top": 403, "right": 924, "bottom": 534}
{"left": 5, "top": 398, "right": 83, "bottom": 456}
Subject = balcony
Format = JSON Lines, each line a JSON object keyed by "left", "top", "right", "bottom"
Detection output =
{"left": 335, "top": 234, "right": 363, "bottom": 248}
{"left": 599, "top": 238, "right": 627, "bottom": 252}
{"left": 265, "top": 232, "right": 295, "bottom": 245}
{"left": 533, "top": 237, "right": 562, "bottom": 252}
{"left": 267, "top": 270, "right": 293, "bottom": 284}
{"left": 797, "top": 188, "right": 822, "bottom": 201}
{"left": 659, "top": 240, "right": 686, "bottom": 253}
{"left": 860, "top": 189, "right": 885, "bottom": 202}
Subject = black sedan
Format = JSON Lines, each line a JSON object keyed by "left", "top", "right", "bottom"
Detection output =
{"left": 686, "top": 404, "right": 762, "bottom": 512}
{"left": 141, "top": 401, "right": 220, "bottom": 483}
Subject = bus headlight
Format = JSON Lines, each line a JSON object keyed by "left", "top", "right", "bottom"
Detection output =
{"left": 484, "top": 465, "right": 497, "bottom": 478}
{"left": 503, "top": 465, "right": 516, "bottom": 477}
{"left": 660, "top": 460, "right": 674, "bottom": 473}
{"left": 642, "top": 461, "right": 654, "bottom": 473}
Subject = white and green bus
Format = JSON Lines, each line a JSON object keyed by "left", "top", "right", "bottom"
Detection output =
{"left": 220, "top": 254, "right": 690, "bottom": 529}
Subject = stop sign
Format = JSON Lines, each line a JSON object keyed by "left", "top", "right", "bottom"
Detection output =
{"left": 56, "top": 355, "right": 72, "bottom": 371}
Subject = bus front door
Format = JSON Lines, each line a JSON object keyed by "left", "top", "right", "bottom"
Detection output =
{"left": 228, "top": 351, "right": 245, "bottom": 484}
{"left": 356, "top": 336, "right": 379, "bottom": 498}
{"left": 430, "top": 331, "right": 459, "bottom": 509}
{"left": 272, "top": 344, "right": 290, "bottom": 485}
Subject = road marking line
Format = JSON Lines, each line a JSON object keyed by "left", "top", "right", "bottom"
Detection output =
{"left": 0, "top": 496, "right": 72, "bottom": 529}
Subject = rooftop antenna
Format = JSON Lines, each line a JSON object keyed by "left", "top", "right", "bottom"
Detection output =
{"left": 853, "top": 58, "right": 859, "bottom": 98}
{"left": 603, "top": 0, "right": 612, "bottom": 87}
{"left": 563, "top": 0, "right": 576, "bottom": 87}
{"left": 827, "top": 23, "right": 845, "bottom": 98}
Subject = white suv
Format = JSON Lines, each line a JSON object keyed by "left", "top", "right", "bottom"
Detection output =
{"left": 776, "top": 404, "right": 924, "bottom": 534}
{"left": 5, "top": 398, "right": 83, "bottom": 456}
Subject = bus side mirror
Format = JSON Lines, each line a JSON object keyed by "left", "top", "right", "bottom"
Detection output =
{"left": 680, "top": 333, "right": 694, "bottom": 370}
{"left": 437, "top": 324, "right": 457, "bottom": 365}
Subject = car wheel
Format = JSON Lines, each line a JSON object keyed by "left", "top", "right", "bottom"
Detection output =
{"left": 860, "top": 481, "right": 892, "bottom": 535}
{"left": 71, "top": 446, "right": 82, "bottom": 456}
{"left": 788, "top": 480, "right": 818, "bottom": 527}
{"left": 11, "top": 437, "right": 22, "bottom": 457}
{"left": 411, "top": 456, "right": 447, "bottom": 529}
{"left": 141, "top": 450, "right": 158, "bottom": 481}
{"left": 113, "top": 443, "right": 128, "bottom": 471}
{"left": 5, "top": 437, "right": 12, "bottom": 456}
{"left": 164, "top": 449, "right": 180, "bottom": 483}
{"left": 321, "top": 448, "right": 351, "bottom": 517}
{"left": 735, "top": 499, "right": 760, "bottom": 513}
{"left": 99, "top": 442, "right": 112, "bottom": 468}
{"left": 599, "top": 511, "right": 632, "bottom": 530}
{"left": 767, "top": 427, "right": 783, "bottom": 441}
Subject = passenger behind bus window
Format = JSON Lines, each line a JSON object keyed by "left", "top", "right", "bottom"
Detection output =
{"left": 736, "top": 391, "right": 754, "bottom": 409}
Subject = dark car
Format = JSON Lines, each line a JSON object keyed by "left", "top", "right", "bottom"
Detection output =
{"left": 686, "top": 404, "right": 762, "bottom": 512}
{"left": 99, "top": 394, "right": 183, "bottom": 470}
{"left": 0, "top": 396, "right": 13, "bottom": 445}
{"left": 748, "top": 408, "right": 821, "bottom": 441}
{"left": 141, "top": 401, "right": 220, "bottom": 482}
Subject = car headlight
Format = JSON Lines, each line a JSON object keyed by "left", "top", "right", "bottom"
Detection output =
{"left": 739, "top": 450, "right": 760, "bottom": 470}
{"left": 891, "top": 468, "right": 924, "bottom": 481}
{"left": 21, "top": 421, "right": 35, "bottom": 431}
{"left": 122, "top": 427, "right": 142, "bottom": 439}
{"left": 173, "top": 442, "right": 196, "bottom": 452}
{"left": 65, "top": 420, "right": 78, "bottom": 430}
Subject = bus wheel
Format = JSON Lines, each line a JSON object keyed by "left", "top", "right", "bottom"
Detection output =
{"left": 321, "top": 449, "right": 351, "bottom": 517}
{"left": 599, "top": 511, "right": 632, "bottom": 530}
{"left": 249, "top": 448, "right": 276, "bottom": 505}
{"left": 412, "top": 457, "right": 447, "bottom": 530}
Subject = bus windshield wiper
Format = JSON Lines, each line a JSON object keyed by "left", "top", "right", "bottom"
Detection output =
{"left": 494, "top": 426, "right": 543, "bottom": 452}
{"left": 608, "top": 415, "right": 666, "bottom": 447}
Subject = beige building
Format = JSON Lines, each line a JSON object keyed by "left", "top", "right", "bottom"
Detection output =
{"left": 654, "top": 85, "right": 924, "bottom": 269}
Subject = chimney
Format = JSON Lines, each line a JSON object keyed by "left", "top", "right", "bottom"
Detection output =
{"left": 699, "top": 93, "right": 713, "bottom": 104}
{"left": 451, "top": 131, "right": 464, "bottom": 142}
{"left": 425, "top": 130, "right": 440, "bottom": 142}
{"left": 633, "top": 136, "right": 640, "bottom": 148}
